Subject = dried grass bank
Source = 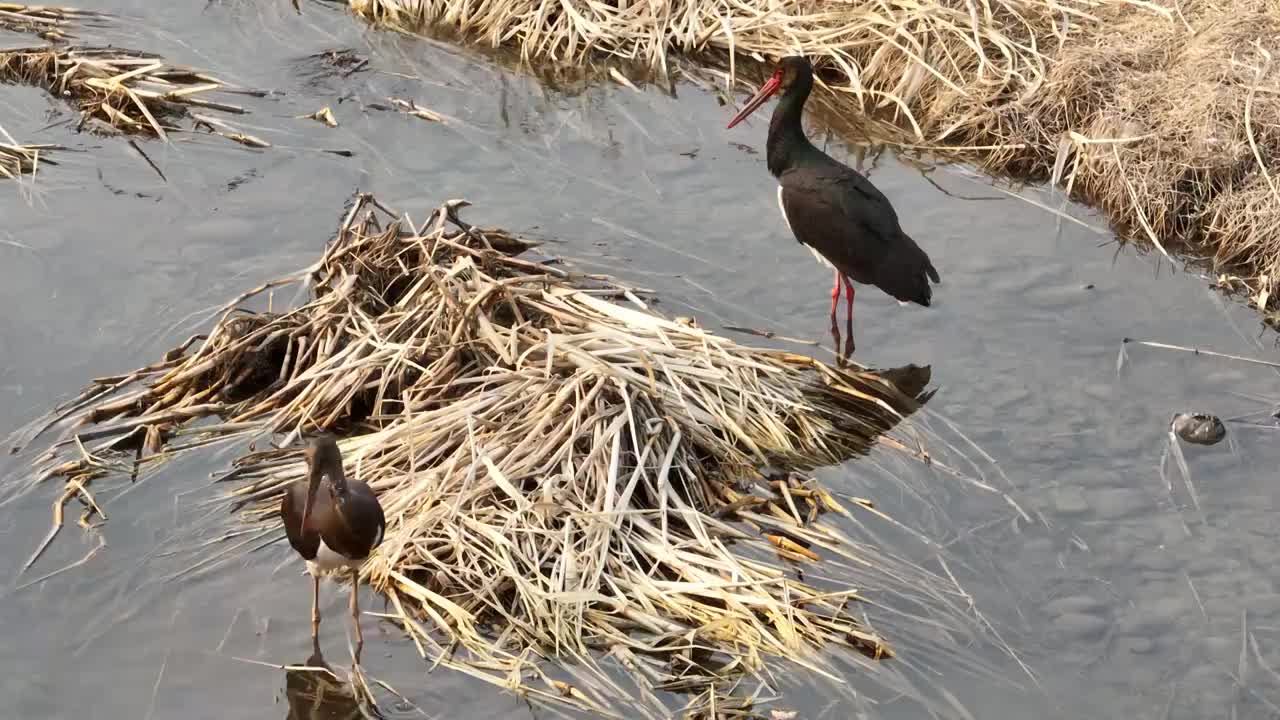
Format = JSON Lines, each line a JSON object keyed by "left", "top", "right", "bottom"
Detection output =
{"left": 13, "top": 193, "right": 1003, "bottom": 717}
{"left": 348, "top": 0, "right": 1280, "bottom": 313}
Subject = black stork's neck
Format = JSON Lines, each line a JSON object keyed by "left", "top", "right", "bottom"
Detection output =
{"left": 766, "top": 70, "right": 816, "bottom": 178}
{"left": 307, "top": 436, "right": 349, "bottom": 497}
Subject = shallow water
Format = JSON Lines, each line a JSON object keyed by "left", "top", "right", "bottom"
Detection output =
{"left": 4, "top": 2, "right": 1280, "bottom": 719}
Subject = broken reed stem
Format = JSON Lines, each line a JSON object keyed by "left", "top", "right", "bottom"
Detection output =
{"left": 16, "top": 192, "right": 995, "bottom": 716}
{"left": 349, "top": 0, "right": 1280, "bottom": 316}
{"left": 0, "top": 45, "right": 261, "bottom": 143}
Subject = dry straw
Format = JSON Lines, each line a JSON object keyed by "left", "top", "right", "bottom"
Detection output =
{"left": 13, "top": 193, "right": 1002, "bottom": 716}
{"left": 0, "top": 3, "right": 103, "bottom": 40}
{"left": 0, "top": 44, "right": 264, "bottom": 143}
{"left": 0, "top": 141, "right": 38, "bottom": 177}
{"left": 0, "top": 122, "right": 59, "bottom": 179}
{"left": 348, "top": 0, "right": 1280, "bottom": 311}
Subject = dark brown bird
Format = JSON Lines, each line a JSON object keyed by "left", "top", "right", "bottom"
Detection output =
{"left": 727, "top": 56, "right": 939, "bottom": 357}
{"left": 281, "top": 435, "right": 386, "bottom": 655}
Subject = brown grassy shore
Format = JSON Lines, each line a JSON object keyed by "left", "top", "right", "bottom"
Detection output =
{"left": 349, "top": 0, "right": 1280, "bottom": 315}
{"left": 11, "top": 193, "right": 1012, "bottom": 717}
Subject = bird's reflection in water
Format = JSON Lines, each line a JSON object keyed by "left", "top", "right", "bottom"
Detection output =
{"left": 871, "top": 363, "right": 936, "bottom": 407}
{"left": 284, "top": 641, "right": 379, "bottom": 720}
{"left": 818, "top": 362, "right": 936, "bottom": 460}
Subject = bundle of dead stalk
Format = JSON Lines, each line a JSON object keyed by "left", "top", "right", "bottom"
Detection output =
{"left": 349, "top": 0, "right": 1280, "bottom": 314}
{"left": 0, "top": 3, "right": 102, "bottom": 40}
{"left": 15, "top": 193, "right": 999, "bottom": 717}
{"left": 0, "top": 44, "right": 262, "bottom": 142}
{"left": 0, "top": 126, "right": 56, "bottom": 178}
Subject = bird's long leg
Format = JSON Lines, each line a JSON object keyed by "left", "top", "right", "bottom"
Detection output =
{"left": 349, "top": 567, "right": 364, "bottom": 662}
{"left": 311, "top": 573, "right": 321, "bottom": 642}
{"left": 828, "top": 269, "right": 841, "bottom": 323}
{"left": 842, "top": 275, "right": 856, "bottom": 357}
{"left": 308, "top": 634, "right": 325, "bottom": 670}
{"left": 829, "top": 269, "right": 843, "bottom": 358}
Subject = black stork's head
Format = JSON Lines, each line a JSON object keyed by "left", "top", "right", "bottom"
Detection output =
{"left": 726, "top": 56, "right": 813, "bottom": 129}
{"left": 300, "top": 434, "right": 347, "bottom": 531}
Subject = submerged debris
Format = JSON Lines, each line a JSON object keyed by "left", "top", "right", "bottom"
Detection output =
{"left": 294, "top": 47, "right": 370, "bottom": 87}
{"left": 0, "top": 45, "right": 261, "bottom": 142}
{"left": 12, "top": 193, "right": 997, "bottom": 716}
{"left": 1172, "top": 413, "right": 1226, "bottom": 446}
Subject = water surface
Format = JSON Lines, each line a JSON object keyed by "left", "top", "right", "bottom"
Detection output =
{"left": 3, "top": 2, "right": 1280, "bottom": 719}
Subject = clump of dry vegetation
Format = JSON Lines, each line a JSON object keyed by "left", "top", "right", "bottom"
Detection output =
{"left": 14, "top": 193, "right": 1001, "bottom": 716}
{"left": 0, "top": 123, "right": 58, "bottom": 179}
{"left": 0, "top": 3, "right": 103, "bottom": 40}
{"left": 0, "top": 45, "right": 263, "bottom": 142}
{"left": 348, "top": 0, "right": 1280, "bottom": 312}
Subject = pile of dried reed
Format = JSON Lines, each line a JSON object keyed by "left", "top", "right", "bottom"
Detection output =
{"left": 0, "top": 3, "right": 100, "bottom": 40}
{"left": 14, "top": 193, "right": 1002, "bottom": 716}
{"left": 0, "top": 123, "right": 57, "bottom": 178}
{"left": 348, "top": 0, "right": 1280, "bottom": 312}
{"left": 0, "top": 45, "right": 262, "bottom": 142}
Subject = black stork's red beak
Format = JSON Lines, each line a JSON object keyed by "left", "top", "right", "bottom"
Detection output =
{"left": 726, "top": 70, "right": 783, "bottom": 129}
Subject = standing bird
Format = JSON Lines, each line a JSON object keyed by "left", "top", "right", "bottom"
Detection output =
{"left": 281, "top": 435, "right": 386, "bottom": 658}
{"left": 726, "top": 56, "right": 939, "bottom": 357}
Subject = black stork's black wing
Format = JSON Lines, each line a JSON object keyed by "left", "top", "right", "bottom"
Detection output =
{"left": 325, "top": 483, "right": 385, "bottom": 559}
{"left": 779, "top": 161, "right": 939, "bottom": 306}
{"left": 281, "top": 481, "right": 321, "bottom": 561}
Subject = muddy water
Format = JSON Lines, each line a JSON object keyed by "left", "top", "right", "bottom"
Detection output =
{"left": 4, "top": 2, "right": 1280, "bottom": 718}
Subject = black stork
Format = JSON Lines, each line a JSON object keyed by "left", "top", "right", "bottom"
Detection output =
{"left": 726, "top": 56, "right": 939, "bottom": 358}
{"left": 281, "top": 435, "right": 386, "bottom": 657}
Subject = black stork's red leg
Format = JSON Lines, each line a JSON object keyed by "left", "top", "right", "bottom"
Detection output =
{"left": 841, "top": 275, "right": 856, "bottom": 357}
{"left": 828, "top": 269, "right": 841, "bottom": 324}
{"left": 828, "top": 269, "right": 843, "bottom": 357}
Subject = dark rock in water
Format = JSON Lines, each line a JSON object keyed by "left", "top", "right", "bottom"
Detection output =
{"left": 1171, "top": 412, "right": 1226, "bottom": 446}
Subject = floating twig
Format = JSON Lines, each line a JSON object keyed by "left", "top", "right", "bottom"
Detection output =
{"left": 1121, "top": 337, "right": 1280, "bottom": 370}
{"left": 384, "top": 96, "right": 445, "bottom": 123}
{"left": 299, "top": 106, "right": 338, "bottom": 127}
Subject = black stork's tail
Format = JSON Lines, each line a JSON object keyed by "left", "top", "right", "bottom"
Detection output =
{"left": 874, "top": 232, "right": 940, "bottom": 308}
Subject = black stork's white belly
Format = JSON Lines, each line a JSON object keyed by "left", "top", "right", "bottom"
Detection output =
{"left": 306, "top": 529, "right": 382, "bottom": 576}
